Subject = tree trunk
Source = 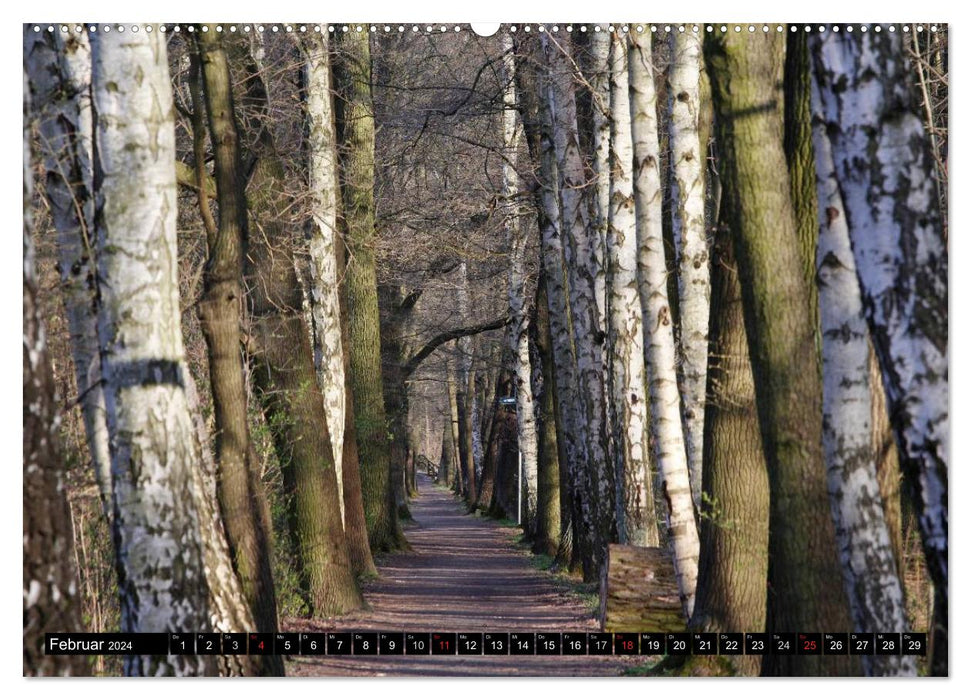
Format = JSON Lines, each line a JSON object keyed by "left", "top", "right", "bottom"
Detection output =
{"left": 688, "top": 226, "right": 769, "bottom": 677}
{"left": 812, "top": 99, "right": 913, "bottom": 676}
{"left": 239, "top": 48, "right": 364, "bottom": 617}
{"left": 533, "top": 274, "right": 562, "bottom": 556}
{"left": 606, "top": 32, "right": 658, "bottom": 548}
{"left": 447, "top": 351, "right": 464, "bottom": 495}
{"left": 23, "top": 68, "right": 89, "bottom": 677}
{"left": 784, "top": 30, "right": 820, "bottom": 330}
{"left": 584, "top": 28, "right": 610, "bottom": 335}
{"left": 460, "top": 358, "right": 478, "bottom": 507}
{"left": 333, "top": 29, "right": 405, "bottom": 551}
{"left": 90, "top": 29, "right": 244, "bottom": 675}
{"left": 24, "top": 30, "right": 112, "bottom": 518}
{"left": 515, "top": 37, "right": 587, "bottom": 575}
{"left": 630, "top": 30, "right": 700, "bottom": 620}
{"left": 501, "top": 33, "right": 539, "bottom": 531}
{"left": 810, "top": 28, "right": 948, "bottom": 676}
{"left": 336, "top": 235, "right": 378, "bottom": 577}
{"left": 704, "top": 29, "right": 855, "bottom": 676}
{"left": 667, "top": 30, "right": 710, "bottom": 510}
{"left": 302, "top": 32, "right": 346, "bottom": 524}
{"left": 870, "top": 346, "right": 904, "bottom": 577}
{"left": 439, "top": 418, "right": 453, "bottom": 486}
{"left": 475, "top": 371, "right": 510, "bottom": 512}
{"left": 543, "top": 31, "right": 615, "bottom": 581}
{"left": 194, "top": 32, "right": 281, "bottom": 662}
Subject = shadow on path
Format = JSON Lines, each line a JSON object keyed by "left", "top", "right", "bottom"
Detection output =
{"left": 286, "top": 473, "right": 639, "bottom": 676}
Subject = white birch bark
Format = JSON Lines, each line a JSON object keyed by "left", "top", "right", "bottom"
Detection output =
{"left": 501, "top": 33, "right": 539, "bottom": 528}
{"left": 25, "top": 29, "right": 113, "bottom": 517}
{"left": 606, "top": 32, "right": 657, "bottom": 547}
{"left": 543, "top": 31, "right": 615, "bottom": 574}
{"left": 531, "top": 46, "right": 589, "bottom": 565}
{"left": 812, "top": 85, "right": 913, "bottom": 676}
{"left": 629, "top": 30, "right": 699, "bottom": 618}
{"left": 810, "top": 29, "right": 948, "bottom": 651}
{"left": 457, "top": 262, "right": 476, "bottom": 485}
{"left": 91, "top": 29, "right": 233, "bottom": 676}
{"left": 667, "top": 30, "right": 709, "bottom": 510}
{"left": 302, "top": 32, "right": 345, "bottom": 525}
{"left": 588, "top": 28, "right": 611, "bottom": 333}
{"left": 470, "top": 374, "right": 485, "bottom": 480}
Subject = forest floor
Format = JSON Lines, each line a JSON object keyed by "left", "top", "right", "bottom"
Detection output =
{"left": 284, "top": 472, "right": 643, "bottom": 677}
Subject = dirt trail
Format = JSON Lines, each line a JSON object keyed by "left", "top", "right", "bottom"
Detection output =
{"left": 286, "top": 473, "right": 640, "bottom": 676}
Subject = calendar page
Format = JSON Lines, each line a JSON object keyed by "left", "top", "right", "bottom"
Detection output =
{"left": 23, "top": 19, "right": 948, "bottom": 679}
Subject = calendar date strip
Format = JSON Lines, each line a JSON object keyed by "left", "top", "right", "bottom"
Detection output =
{"left": 45, "top": 631, "right": 926, "bottom": 657}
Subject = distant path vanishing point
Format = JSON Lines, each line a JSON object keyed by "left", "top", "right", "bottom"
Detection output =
{"left": 286, "top": 472, "right": 642, "bottom": 676}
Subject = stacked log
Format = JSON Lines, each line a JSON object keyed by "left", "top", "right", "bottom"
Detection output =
{"left": 599, "top": 544, "right": 686, "bottom": 632}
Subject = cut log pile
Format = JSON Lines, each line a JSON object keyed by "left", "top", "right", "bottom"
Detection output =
{"left": 599, "top": 544, "right": 686, "bottom": 633}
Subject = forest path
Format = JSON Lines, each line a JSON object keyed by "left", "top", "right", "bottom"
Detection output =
{"left": 285, "top": 472, "right": 641, "bottom": 676}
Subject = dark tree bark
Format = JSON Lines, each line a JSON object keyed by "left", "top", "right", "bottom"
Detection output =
{"left": 439, "top": 419, "right": 454, "bottom": 486}
{"left": 379, "top": 283, "right": 414, "bottom": 521}
{"left": 783, "top": 30, "right": 820, "bottom": 328}
{"left": 688, "top": 226, "right": 769, "bottom": 677}
{"left": 336, "top": 235, "right": 379, "bottom": 578}
{"left": 333, "top": 29, "right": 406, "bottom": 552}
{"left": 475, "top": 370, "right": 512, "bottom": 512}
{"left": 704, "top": 30, "right": 856, "bottom": 676}
{"left": 532, "top": 273, "right": 562, "bottom": 556}
{"left": 193, "top": 33, "right": 281, "bottom": 668}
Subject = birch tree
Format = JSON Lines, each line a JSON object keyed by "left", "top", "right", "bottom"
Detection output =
{"left": 606, "top": 31, "right": 658, "bottom": 547}
{"left": 543, "top": 31, "right": 615, "bottom": 580}
{"left": 810, "top": 28, "right": 948, "bottom": 676}
{"left": 501, "top": 33, "right": 539, "bottom": 530}
{"left": 667, "top": 29, "right": 709, "bottom": 509}
{"left": 302, "top": 31, "right": 345, "bottom": 523}
{"left": 629, "top": 29, "right": 699, "bottom": 618}
{"left": 812, "top": 91, "right": 913, "bottom": 676}
{"left": 704, "top": 29, "right": 854, "bottom": 675}
{"left": 23, "top": 66, "right": 88, "bottom": 677}
{"left": 24, "top": 29, "right": 111, "bottom": 516}
{"left": 90, "top": 28, "right": 247, "bottom": 675}
{"left": 585, "top": 28, "right": 611, "bottom": 330}
{"left": 515, "top": 37, "right": 586, "bottom": 570}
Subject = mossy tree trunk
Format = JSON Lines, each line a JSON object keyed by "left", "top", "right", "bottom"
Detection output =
{"left": 704, "top": 29, "right": 855, "bottom": 676}
{"left": 687, "top": 222, "right": 769, "bottom": 678}
{"left": 333, "top": 29, "right": 406, "bottom": 551}
{"left": 238, "top": 46, "right": 363, "bottom": 617}
{"left": 336, "top": 230, "right": 379, "bottom": 577}
{"left": 194, "top": 32, "right": 281, "bottom": 666}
